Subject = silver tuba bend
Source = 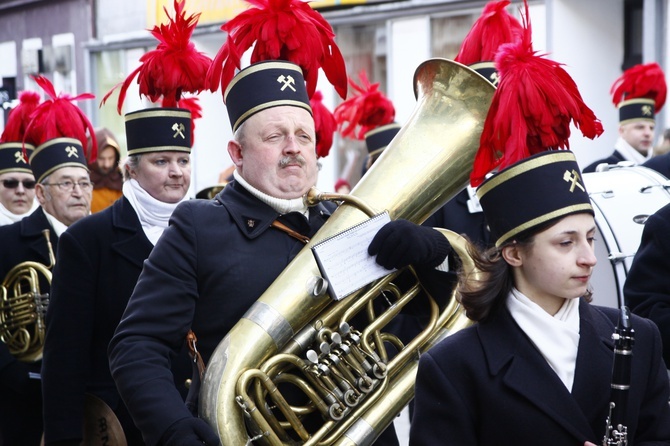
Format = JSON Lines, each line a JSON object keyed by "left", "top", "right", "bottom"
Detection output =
{"left": 199, "top": 58, "right": 494, "bottom": 445}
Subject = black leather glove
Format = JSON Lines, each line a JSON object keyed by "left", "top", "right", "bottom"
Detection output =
{"left": 160, "top": 417, "right": 220, "bottom": 446}
{"left": 0, "top": 360, "right": 30, "bottom": 395}
{"left": 368, "top": 220, "right": 452, "bottom": 270}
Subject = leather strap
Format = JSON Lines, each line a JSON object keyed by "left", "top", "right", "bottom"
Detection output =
{"left": 271, "top": 220, "right": 310, "bottom": 244}
{"left": 186, "top": 329, "right": 206, "bottom": 379}
{"left": 185, "top": 329, "right": 205, "bottom": 415}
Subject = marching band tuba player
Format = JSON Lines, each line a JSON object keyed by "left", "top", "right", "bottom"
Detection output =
{"left": 108, "top": 0, "right": 452, "bottom": 445}
{"left": 409, "top": 5, "right": 670, "bottom": 446}
{"left": 0, "top": 75, "right": 96, "bottom": 446}
{"left": 40, "top": 2, "right": 209, "bottom": 444}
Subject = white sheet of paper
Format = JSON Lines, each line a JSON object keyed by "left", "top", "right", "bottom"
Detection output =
{"left": 311, "top": 211, "right": 394, "bottom": 301}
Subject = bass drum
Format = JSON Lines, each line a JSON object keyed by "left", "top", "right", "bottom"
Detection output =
{"left": 582, "top": 165, "right": 670, "bottom": 309}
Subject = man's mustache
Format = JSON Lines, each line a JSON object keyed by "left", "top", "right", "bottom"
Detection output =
{"left": 279, "top": 155, "right": 307, "bottom": 168}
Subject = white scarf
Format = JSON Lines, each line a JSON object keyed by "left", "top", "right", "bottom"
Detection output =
{"left": 123, "top": 179, "right": 189, "bottom": 245}
{"left": 614, "top": 136, "right": 651, "bottom": 164}
{"left": 234, "top": 170, "right": 309, "bottom": 218}
{"left": 507, "top": 288, "right": 581, "bottom": 391}
{"left": 0, "top": 199, "right": 39, "bottom": 226}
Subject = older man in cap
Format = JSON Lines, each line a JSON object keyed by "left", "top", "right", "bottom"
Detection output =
{"left": 0, "top": 77, "right": 94, "bottom": 446}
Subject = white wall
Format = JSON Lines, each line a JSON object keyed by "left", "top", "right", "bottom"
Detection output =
{"left": 387, "top": 16, "right": 431, "bottom": 126}
{"left": 546, "top": 0, "right": 624, "bottom": 169}
{"left": 189, "top": 34, "right": 235, "bottom": 195}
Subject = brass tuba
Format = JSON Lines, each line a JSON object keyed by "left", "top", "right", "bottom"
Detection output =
{"left": 199, "top": 58, "right": 494, "bottom": 445}
{"left": 0, "top": 229, "right": 55, "bottom": 362}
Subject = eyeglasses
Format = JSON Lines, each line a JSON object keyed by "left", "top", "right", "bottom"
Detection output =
{"left": 42, "top": 181, "right": 94, "bottom": 192}
{"left": 2, "top": 179, "right": 37, "bottom": 189}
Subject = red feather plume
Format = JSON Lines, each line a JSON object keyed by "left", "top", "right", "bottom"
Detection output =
{"left": 470, "top": 2, "right": 603, "bottom": 187}
{"left": 0, "top": 90, "right": 41, "bottom": 143}
{"left": 610, "top": 62, "right": 667, "bottom": 112}
{"left": 309, "top": 91, "right": 336, "bottom": 158}
{"left": 24, "top": 75, "right": 98, "bottom": 162}
{"left": 101, "top": 0, "right": 212, "bottom": 113}
{"left": 333, "top": 71, "right": 395, "bottom": 140}
{"left": 206, "top": 0, "right": 347, "bottom": 101}
{"left": 454, "top": 0, "right": 523, "bottom": 65}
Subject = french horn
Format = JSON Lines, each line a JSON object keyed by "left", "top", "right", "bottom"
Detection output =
{"left": 0, "top": 229, "right": 54, "bottom": 362}
{"left": 200, "top": 58, "right": 495, "bottom": 445}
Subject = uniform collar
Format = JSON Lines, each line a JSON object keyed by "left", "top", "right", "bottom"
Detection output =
{"left": 477, "top": 299, "right": 611, "bottom": 441}
{"left": 216, "top": 180, "right": 332, "bottom": 240}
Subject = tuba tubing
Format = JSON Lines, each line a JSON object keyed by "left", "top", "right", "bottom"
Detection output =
{"left": 199, "top": 58, "right": 495, "bottom": 445}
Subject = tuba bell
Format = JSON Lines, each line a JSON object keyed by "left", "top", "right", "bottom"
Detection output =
{"left": 0, "top": 229, "right": 55, "bottom": 362}
{"left": 199, "top": 58, "right": 494, "bottom": 445}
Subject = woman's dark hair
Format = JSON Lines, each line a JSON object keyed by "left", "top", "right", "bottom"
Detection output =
{"left": 457, "top": 214, "right": 593, "bottom": 322}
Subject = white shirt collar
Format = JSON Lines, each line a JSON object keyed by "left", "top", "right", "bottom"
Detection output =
{"left": 506, "top": 288, "right": 581, "bottom": 391}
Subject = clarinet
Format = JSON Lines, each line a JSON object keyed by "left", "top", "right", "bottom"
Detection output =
{"left": 602, "top": 306, "right": 635, "bottom": 446}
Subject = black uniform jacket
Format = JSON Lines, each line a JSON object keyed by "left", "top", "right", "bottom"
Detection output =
{"left": 642, "top": 152, "right": 670, "bottom": 179}
{"left": 624, "top": 201, "right": 670, "bottom": 367}
{"left": 109, "top": 181, "right": 336, "bottom": 446}
{"left": 41, "top": 196, "right": 187, "bottom": 444}
{"left": 409, "top": 299, "right": 670, "bottom": 446}
{"left": 583, "top": 150, "right": 626, "bottom": 173}
{"left": 0, "top": 207, "right": 57, "bottom": 445}
{"left": 423, "top": 189, "right": 491, "bottom": 249}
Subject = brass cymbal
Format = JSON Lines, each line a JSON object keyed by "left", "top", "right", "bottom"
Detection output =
{"left": 40, "top": 394, "right": 127, "bottom": 446}
{"left": 83, "top": 394, "right": 127, "bottom": 446}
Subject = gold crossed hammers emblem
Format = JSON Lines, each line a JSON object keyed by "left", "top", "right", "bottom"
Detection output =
{"left": 65, "top": 146, "right": 79, "bottom": 158}
{"left": 563, "top": 169, "right": 585, "bottom": 192}
{"left": 14, "top": 151, "right": 26, "bottom": 164}
{"left": 277, "top": 74, "right": 296, "bottom": 92}
{"left": 172, "top": 123, "right": 186, "bottom": 139}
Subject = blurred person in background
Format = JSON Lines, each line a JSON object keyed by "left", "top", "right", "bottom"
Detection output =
{"left": 88, "top": 127, "right": 123, "bottom": 213}
{"left": 584, "top": 62, "right": 666, "bottom": 173}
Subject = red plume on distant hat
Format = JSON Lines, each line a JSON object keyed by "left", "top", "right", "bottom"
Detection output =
{"left": 333, "top": 71, "right": 395, "bottom": 140}
{"left": 454, "top": 0, "right": 523, "bottom": 66}
{"left": 310, "top": 91, "right": 336, "bottom": 158}
{"left": 610, "top": 62, "right": 667, "bottom": 112}
{"left": 0, "top": 90, "right": 40, "bottom": 143}
{"left": 206, "top": 0, "right": 347, "bottom": 101}
{"left": 470, "top": 2, "right": 603, "bottom": 187}
{"left": 24, "top": 75, "right": 98, "bottom": 161}
{"left": 102, "top": 0, "right": 212, "bottom": 113}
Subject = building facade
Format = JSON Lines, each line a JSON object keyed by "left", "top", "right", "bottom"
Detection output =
{"left": 0, "top": 0, "right": 666, "bottom": 193}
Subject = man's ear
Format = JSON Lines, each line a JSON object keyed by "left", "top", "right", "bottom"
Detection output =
{"left": 501, "top": 243, "right": 523, "bottom": 267}
{"left": 35, "top": 184, "right": 47, "bottom": 205}
{"left": 227, "top": 140, "right": 243, "bottom": 168}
